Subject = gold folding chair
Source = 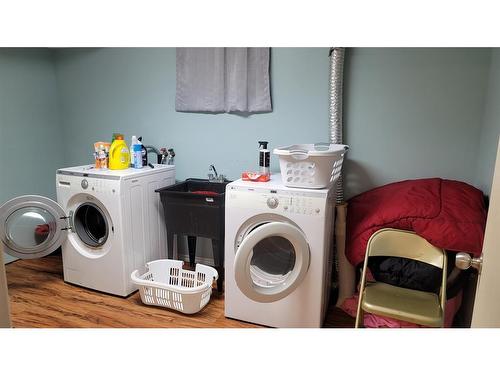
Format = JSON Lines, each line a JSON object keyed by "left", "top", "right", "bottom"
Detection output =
{"left": 355, "top": 228, "right": 447, "bottom": 328}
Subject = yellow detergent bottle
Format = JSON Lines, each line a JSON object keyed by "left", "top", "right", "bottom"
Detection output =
{"left": 108, "top": 134, "right": 130, "bottom": 170}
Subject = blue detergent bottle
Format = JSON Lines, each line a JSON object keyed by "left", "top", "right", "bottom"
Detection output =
{"left": 133, "top": 144, "right": 143, "bottom": 169}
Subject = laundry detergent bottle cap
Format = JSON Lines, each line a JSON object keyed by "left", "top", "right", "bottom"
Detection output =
{"left": 112, "top": 133, "right": 124, "bottom": 142}
{"left": 109, "top": 135, "right": 130, "bottom": 170}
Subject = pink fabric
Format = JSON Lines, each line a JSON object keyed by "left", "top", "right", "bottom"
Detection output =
{"left": 340, "top": 290, "right": 463, "bottom": 328}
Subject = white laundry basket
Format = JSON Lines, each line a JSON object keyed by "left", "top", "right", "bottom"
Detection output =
{"left": 274, "top": 143, "right": 349, "bottom": 189}
{"left": 131, "top": 259, "right": 218, "bottom": 314}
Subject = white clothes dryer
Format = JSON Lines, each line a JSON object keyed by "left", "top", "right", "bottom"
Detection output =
{"left": 0, "top": 164, "right": 175, "bottom": 296}
{"left": 224, "top": 174, "right": 336, "bottom": 327}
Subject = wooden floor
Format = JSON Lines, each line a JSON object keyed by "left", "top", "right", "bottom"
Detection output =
{"left": 5, "top": 254, "right": 355, "bottom": 328}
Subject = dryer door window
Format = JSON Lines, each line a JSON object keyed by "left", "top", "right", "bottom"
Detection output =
{"left": 250, "top": 236, "right": 296, "bottom": 287}
{"left": 234, "top": 221, "right": 310, "bottom": 303}
{"left": 0, "top": 195, "right": 68, "bottom": 259}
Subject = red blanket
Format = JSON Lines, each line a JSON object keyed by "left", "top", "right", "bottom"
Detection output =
{"left": 346, "top": 178, "right": 487, "bottom": 266}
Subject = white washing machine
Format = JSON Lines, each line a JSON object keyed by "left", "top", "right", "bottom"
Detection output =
{"left": 224, "top": 174, "right": 336, "bottom": 328}
{"left": 0, "top": 164, "right": 175, "bottom": 296}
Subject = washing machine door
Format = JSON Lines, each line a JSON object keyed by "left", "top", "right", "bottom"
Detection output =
{"left": 234, "top": 221, "right": 310, "bottom": 303}
{"left": 0, "top": 195, "right": 68, "bottom": 259}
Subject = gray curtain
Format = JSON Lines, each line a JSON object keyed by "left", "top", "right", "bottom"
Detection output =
{"left": 176, "top": 47, "right": 272, "bottom": 113}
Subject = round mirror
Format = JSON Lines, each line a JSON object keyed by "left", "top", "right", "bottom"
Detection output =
{"left": 5, "top": 207, "right": 56, "bottom": 250}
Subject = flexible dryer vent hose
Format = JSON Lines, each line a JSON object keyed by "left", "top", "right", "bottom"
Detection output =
{"left": 329, "top": 47, "right": 356, "bottom": 307}
{"left": 329, "top": 47, "right": 345, "bottom": 204}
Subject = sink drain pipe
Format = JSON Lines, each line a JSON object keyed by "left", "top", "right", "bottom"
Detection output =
{"left": 329, "top": 47, "right": 355, "bottom": 307}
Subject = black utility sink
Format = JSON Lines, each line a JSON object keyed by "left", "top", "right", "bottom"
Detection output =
{"left": 160, "top": 178, "right": 228, "bottom": 196}
{"left": 156, "top": 178, "right": 231, "bottom": 292}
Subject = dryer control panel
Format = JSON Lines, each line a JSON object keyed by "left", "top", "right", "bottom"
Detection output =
{"left": 227, "top": 187, "right": 328, "bottom": 216}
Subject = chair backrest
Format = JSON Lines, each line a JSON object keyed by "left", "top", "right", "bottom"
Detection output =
{"left": 366, "top": 228, "right": 445, "bottom": 269}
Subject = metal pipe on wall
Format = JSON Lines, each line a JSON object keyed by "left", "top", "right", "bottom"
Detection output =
{"left": 329, "top": 47, "right": 356, "bottom": 307}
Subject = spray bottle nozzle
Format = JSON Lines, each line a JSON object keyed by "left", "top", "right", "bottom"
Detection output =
{"left": 258, "top": 141, "right": 269, "bottom": 149}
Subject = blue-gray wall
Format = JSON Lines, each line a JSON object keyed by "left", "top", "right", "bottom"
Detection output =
{"left": 2, "top": 47, "right": 499, "bottom": 263}
{"left": 53, "top": 48, "right": 332, "bottom": 262}
{"left": 52, "top": 47, "right": 496, "bottom": 261}
{"left": 54, "top": 48, "right": 330, "bottom": 179}
{"left": 343, "top": 48, "right": 491, "bottom": 199}
{"left": 54, "top": 48, "right": 494, "bottom": 200}
{"left": 0, "top": 49, "right": 63, "bottom": 263}
{"left": 476, "top": 49, "right": 500, "bottom": 196}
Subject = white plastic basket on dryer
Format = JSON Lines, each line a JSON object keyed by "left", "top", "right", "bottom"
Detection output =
{"left": 131, "top": 259, "right": 218, "bottom": 314}
{"left": 273, "top": 143, "right": 349, "bottom": 189}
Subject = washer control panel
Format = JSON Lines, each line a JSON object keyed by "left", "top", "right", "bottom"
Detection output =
{"left": 57, "top": 175, "right": 118, "bottom": 195}
{"left": 228, "top": 187, "right": 326, "bottom": 216}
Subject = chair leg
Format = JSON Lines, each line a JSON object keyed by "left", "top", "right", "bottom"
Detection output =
{"left": 355, "top": 292, "right": 364, "bottom": 328}
{"left": 355, "top": 309, "right": 364, "bottom": 328}
{"left": 356, "top": 254, "right": 369, "bottom": 328}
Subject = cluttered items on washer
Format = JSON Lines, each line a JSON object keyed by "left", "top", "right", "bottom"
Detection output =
{"left": 131, "top": 259, "right": 218, "bottom": 314}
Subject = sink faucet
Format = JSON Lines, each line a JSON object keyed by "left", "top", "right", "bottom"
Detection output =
{"left": 208, "top": 165, "right": 225, "bottom": 182}
{"left": 144, "top": 145, "right": 175, "bottom": 165}
{"left": 208, "top": 164, "right": 218, "bottom": 181}
{"left": 145, "top": 145, "right": 162, "bottom": 164}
